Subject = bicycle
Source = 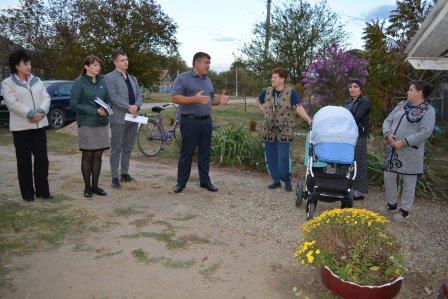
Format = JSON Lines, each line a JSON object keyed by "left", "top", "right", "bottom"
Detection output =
{"left": 137, "top": 103, "right": 180, "bottom": 157}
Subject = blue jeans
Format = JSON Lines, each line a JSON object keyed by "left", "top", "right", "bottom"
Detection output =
{"left": 264, "top": 140, "right": 291, "bottom": 183}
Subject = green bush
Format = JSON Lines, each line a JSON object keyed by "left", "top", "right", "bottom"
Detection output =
{"left": 211, "top": 124, "right": 265, "bottom": 171}
{"left": 367, "top": 140, "right": 446, "bottom": 199}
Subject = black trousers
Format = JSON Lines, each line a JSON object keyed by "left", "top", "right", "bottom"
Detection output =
{"left": 12, "top": 128, "right": 50, "bottom": 200}
{"left": 177, "top": 116, "right": 212, "bottom": 186}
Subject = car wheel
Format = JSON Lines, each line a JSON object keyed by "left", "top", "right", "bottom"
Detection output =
{"left": 48, "top": 108, "right": 65, "bottom": 129}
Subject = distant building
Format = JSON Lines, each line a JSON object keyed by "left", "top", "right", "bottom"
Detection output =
{"left": 158, "top": 69, "right": 175, "bottom": 93}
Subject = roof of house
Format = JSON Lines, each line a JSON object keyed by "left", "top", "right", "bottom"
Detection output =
{"left": 405, "top": 0, "right": 448, "bottom": 70}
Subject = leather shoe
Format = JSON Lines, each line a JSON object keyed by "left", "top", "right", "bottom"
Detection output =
{"left": 174, "top": 184, "right": 185, "bottom": 193}
{"left": 92, "top": 188, "right": 107, "bottom": 196}
{"left": 200, "top": 183, "right": 218, "bottom": 192}
{"left": 84, "top": 188, "right": 93, "bottom": 198}
{"left": 23, "top": 197, "right": 34, "bottom": 202}
{"left": 121, "top": 174, "right": 136, "bottom": 182}
{"left": 111, "top": 178, "right": 121, "bottom": 189}
{"left": 284, "top": 181, "right": 292, "bottom": 192}
{"left": 268, "top": 181, "right": 281, "bottom": 189}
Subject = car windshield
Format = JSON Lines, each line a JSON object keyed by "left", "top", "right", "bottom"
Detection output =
{"left": 43, "top": 82, "right": 53, "bottom": 88}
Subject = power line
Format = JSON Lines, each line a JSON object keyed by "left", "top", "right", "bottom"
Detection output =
{"left": 230, "top": 0, "right": 261, "bottom": 17}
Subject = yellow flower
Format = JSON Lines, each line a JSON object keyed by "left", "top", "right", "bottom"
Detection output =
{"left": 316, "top": 249, "right": 321, "bottom": 254}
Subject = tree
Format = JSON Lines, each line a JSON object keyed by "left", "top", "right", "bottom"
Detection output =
{"left": 0, "top": 0, "right": 53, "bottom": 77}
{"left": 72, "top": 0, "right": 180, "bottom": 85}
{"left": 386, "top": 0, "right": 436, "bottom": 50}
{"left": 0, "top": 0, "right": 181, "bottom": 85}
{"left": 301, "top": 44, "right": 369, "bottom": 111}
{"left": 241, "top": 0, "right": 345, "bottom": 84}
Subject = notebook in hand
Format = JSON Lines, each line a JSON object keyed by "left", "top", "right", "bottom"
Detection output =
{"left": 94, "top": 97, "right": 113, "bottom": 115}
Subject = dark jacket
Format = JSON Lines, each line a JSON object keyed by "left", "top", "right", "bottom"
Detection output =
{"left": 70, "top": 75, "right": 110, "bottom": 127}
{"left": 344, "top": 95, "right": 371, "bottom": 137}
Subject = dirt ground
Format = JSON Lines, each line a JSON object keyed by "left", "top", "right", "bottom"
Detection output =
{"left": 0, "top": 139, "right": 447, "bottom": 299}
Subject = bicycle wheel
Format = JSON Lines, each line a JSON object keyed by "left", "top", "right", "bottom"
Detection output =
{"left": 138, "top": 119, "right": 163, "bottom": 156}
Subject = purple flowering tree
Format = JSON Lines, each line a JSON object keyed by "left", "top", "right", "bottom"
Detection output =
{"left": 302, "top": 44, "right": 369, "bottom": 110}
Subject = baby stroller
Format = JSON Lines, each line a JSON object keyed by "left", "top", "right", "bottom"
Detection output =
{"left": 295, "top": 106, "right": 359, "bottom": 220}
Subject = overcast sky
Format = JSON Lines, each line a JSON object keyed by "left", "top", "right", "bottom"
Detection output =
{"left": 0, "top": 0, "right": 397, "bottom": 72}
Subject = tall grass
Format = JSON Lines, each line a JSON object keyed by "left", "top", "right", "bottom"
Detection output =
{"left": 211, "top": 124, "right": 265, "bottom": 171}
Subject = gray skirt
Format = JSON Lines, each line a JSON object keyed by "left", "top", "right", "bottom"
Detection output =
{"left": 78, "top": 125, "right": 110, "bottom": 151}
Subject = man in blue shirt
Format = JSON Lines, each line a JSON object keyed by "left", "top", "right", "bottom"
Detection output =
{"left": 171, "top": 52, "right": 230, "bottom": 193}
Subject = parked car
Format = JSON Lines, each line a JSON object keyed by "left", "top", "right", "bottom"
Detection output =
{"left": 0, "top": 80, "right": 76, "bottom": 129}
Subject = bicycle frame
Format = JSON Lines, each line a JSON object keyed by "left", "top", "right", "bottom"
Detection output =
{"left": 151, "top": 103, "right": 180, "bottom": 142}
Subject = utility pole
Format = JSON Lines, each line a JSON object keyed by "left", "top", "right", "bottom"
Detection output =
{"left": 263, "top": 0, "right": 272, "bottom": 62}
{"left": 235, "top": 66, "right": 238, "bottom": 97}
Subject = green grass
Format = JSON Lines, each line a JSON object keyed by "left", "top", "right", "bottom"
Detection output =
{"left": 0, "top": 198, "right": 97, "bottom": 255}
{"left": 94, "top": 248, "right": 123, "bottom": 259}
{"left": 131, "top": 249, "right": 163, "bottom": 265}
{"left": 161, "top": 257, "right": 196, "bottom": 269}
{"left": 122, "top": 220, "right": 209, "bottom": 250}
{"left": 199, "top": 262, "right": 222, "bottom": 281}
{"left": 142, "top": 92, "right": 172, "bottom": 103}
{"left": 131, "top": 249, "right": 196, "bottom": 269}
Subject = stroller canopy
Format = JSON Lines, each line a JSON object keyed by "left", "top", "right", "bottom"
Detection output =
{"left": 311, "top": 106, "right": 358, "bottom": 146}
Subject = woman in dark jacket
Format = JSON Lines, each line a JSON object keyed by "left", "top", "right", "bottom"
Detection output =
{"left": 343, "top": 78, "right": 371, "bottom": 200}
{"left": 70, "top": 55, "right": 110, "bottom": 198}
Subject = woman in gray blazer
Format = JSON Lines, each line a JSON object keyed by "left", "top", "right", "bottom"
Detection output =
{"left": 382, "top": 80, "right": 435, "bottom": 221}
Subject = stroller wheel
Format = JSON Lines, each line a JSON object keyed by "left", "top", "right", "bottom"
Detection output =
{"left": 306, "top": 198, "right": 316, "bottom": 220}
{"left": 341, "top": 190, "right": 354, "bottom": 208}
{"left": 295, "top": 181, "right": 304, "bottom": 207}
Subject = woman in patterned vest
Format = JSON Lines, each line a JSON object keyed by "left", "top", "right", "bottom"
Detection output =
{"left": 382, "top": 80, "right": 435, "bottom": 221}
{"left": 257, "top": 67, "right": 312, "bottom": 191}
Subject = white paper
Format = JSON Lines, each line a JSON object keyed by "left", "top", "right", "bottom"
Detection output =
{"left": 124, "top": 113, "right": 148, "bottom": 125}
{"left": 94, "top": 97, "right": 113, "bottom": 115}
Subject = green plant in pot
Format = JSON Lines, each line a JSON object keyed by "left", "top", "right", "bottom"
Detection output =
{"left": 295, "top": 208, "right": 406, "bottom": 299}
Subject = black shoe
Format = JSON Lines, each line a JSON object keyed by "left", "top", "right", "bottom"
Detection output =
{"left": 84, "top": 188, "right": 93, "bottom": 198}
{"left": 284, "top": 181, "right": 292, "bottom": 192}
{"left": 268, "top": 182, "right": 281, "bottom": 189}
{"left": 174, "top": 184, "right": 186, "bottom": 193}
{"left": 200, "top": 183, "right": 218, "bottom": 192}
{"left": 23, "top": 197, "right": 34, "bottom": 202}
{"left": 111, "top": 178, "right": 121, "bottom": 189}
{"left": 121, "top": 174, "right": 136, "bottom": 182}
{"left": 354, "top": 196, "right": 365, "bottom": 201}
{"left": 92, "top": 188, "right": 107, "bottom": 196}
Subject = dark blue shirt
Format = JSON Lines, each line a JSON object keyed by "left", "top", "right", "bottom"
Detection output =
{"left": 123, "top": 75, "right": 136, "bottom": 105}
{"left": 257, "top": 87, "right": 301, "bottom": 106}
{"left": 172, "top": 70, "right": 215, "bottom": 116}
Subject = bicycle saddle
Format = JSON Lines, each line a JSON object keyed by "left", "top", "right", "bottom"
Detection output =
{"left": 151, "top": 106, "right": 164, "bottom": 113}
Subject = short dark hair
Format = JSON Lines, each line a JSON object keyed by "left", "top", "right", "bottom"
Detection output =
{"left": 272, "top": 67, "right": 288, "bottom": 80}
{"left": 192, "top": 52, "right": 211, "bottom": 66}
{"left": 348, "top": 78, "right": 365, "bottom": 91}
{"left": 81, "top": 55, "right": 101, "bottom": 75}
{"left": 8, "top": 49, "right": 32, "bottom": 74}
{"left": 112, "top": 51, "right": 127, "bottom": 61}
{"left": 409, "top": 80, "right": 432, "bottom": 98}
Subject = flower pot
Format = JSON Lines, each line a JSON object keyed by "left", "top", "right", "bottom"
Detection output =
{"left": 320, "top": 266, "right": 403, "bottom": 299}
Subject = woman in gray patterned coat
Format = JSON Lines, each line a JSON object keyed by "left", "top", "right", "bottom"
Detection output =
{"left": 382, "top": 80, "right": 435, "bottom": 221}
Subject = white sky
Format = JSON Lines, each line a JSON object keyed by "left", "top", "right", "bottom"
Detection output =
{"left": 0, "top": 0, "right": 397, "bottom": 72}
